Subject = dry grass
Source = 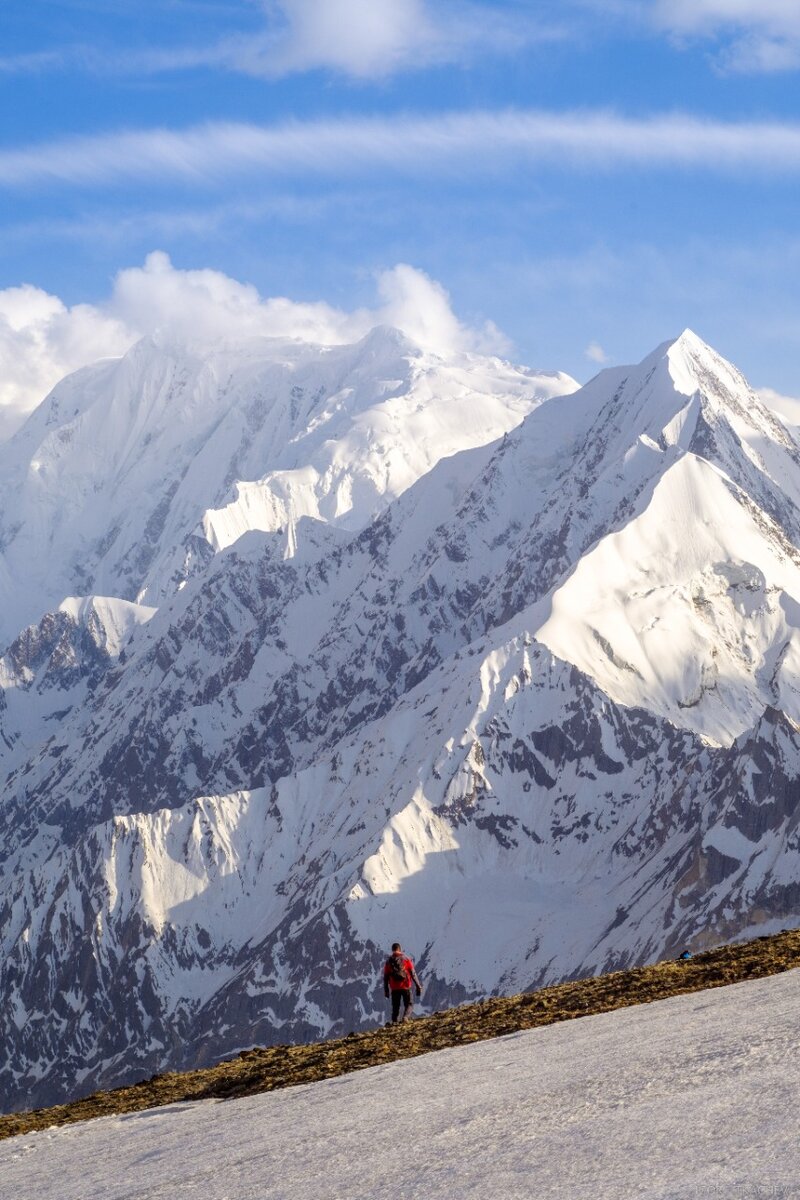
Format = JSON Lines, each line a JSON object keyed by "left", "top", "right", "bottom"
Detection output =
{"left": 3, "top": 927, "right": 799, "bottom": 1142}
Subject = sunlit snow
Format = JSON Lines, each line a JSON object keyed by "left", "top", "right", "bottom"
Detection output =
{"left": 2, "top": 969, "right": 798, "bottom": 1199}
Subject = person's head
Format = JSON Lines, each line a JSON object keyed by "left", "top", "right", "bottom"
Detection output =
{"left": 391, "top": 942, "right": 401, "bottom": 953}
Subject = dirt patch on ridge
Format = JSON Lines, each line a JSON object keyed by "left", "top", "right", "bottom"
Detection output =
{"left": 3, "top": 927, "right": 799, "bottom": 1142}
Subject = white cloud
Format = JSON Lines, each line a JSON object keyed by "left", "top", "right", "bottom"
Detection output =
{"left": 653, "top": 0, "right": 800, "bottom": 72}
{"left": 31, "top": 1, "right": 558, "bottom": 83}
{"left": 0, "top": 254, "right": 510, "bottom": 439}
{"left": 117, "top": 0, "right": 439, "bottom": 81}
{"left": 110, "top": 253, "right": 504, "bottom": 353}
{"left": 227, "top": 0, "right": 560, "bottom": 80}
{"left": 4, "top": 109, "right": 800, "bottom": 190}
{"left": 723, "top": 37, "right": 800, "bottom": 72}
{"left": 376, "top": 263, "right": 510, "bottom": 356}
{"left": 759, "top": 387, "right": 800, "bottom": 427}
{"left": 655, "top": 0, "right": 800, "bottom": 35}
{"left": 585, "top": 341, "right": 610, "bottom": 364}
{"left": 0, "top": 286, "right": 134, "bottom": 440}
{"left": 257, "top": 0, "right": 437, "bottom": 79}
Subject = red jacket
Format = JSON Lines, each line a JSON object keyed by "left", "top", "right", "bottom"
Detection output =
{"left": 383, "top": 955, "right": 419, "bottom": 992}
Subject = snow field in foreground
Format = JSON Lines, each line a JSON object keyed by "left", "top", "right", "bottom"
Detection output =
{"left": 2, "top": 969, "right": 800, "bottom": 1200}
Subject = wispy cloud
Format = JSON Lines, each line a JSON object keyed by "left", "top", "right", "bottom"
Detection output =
{"left": 3, "top": 109, "right": 800, "bottom": 190}
{"left": 576, "top": 1, "right": 800, "bottom": 73}
{"left": 214, "top": 0, "right": 562, "bottom": 80}
{"left": 654, "top": 0, "right": 800, "bottom": 37}
{"left": 0, "top": 2, "right": 563, "bottom": 83}
{"left": 2, "top": 195, "right": 338, "bottom": 247}
{"left": 585, "top": 341, "right": 610, "bottom": 364}
{"left": 653, "top": 0, "right": 800, "bottom": 73}
{"left": 0, "top": 49, "right": 68, "bottom": 74}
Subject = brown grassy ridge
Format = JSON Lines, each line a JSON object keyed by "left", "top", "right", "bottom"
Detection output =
{"left": 3, "top": 926, "right": 799, "bottom": 1142}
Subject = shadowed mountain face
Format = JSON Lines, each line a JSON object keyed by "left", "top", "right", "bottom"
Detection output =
{"left": 2, "top": 327, "right": 800, "bottom": 1112}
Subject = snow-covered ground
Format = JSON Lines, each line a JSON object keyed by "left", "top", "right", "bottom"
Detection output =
{"left": 3, "top": 970, "right": 799, "bottom": 1200}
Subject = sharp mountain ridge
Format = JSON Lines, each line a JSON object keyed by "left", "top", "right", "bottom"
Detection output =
{"left": 2, "top": 325, "right": 800, "bottom": 1113}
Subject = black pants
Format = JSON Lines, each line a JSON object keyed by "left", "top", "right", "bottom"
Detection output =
{"left": 390, "top": 988, "right": 412, "bottom": 1022}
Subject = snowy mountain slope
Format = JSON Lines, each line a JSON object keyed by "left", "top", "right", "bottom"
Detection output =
{"left": 2, "top": 328, "right": 800, "bottom": 1112}
{"left": 7, "top": 612, "right": 800, "bottom": 1107}
{"left": 11, "top": 326, "right": 800, "bottom": 835}
{"left": 3, "top": 968, "right": 799, "bottom": 1200}
{"left": 0, "top": 595, "right": 154, "bottom": 775}
{"left": 534, "top": 332, "right": 800, "bottom": 742}
{"left": 0, "top": 326, "right": 575, "bottom": 647}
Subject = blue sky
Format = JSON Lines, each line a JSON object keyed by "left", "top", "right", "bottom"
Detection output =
{"left": 1, "top": 0, "right": 799, "bottom": 429}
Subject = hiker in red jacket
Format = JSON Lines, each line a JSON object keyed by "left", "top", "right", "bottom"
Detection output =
{"left": 383, "top": 942, "right": 422, "bottom": 1024}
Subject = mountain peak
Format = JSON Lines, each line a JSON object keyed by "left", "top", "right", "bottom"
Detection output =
{"left": 357, "top": 323, "right": 423, "bottom": 354}
{"left": 635, "top": 327, "right": 733, "bottom": 400}
{"left": 599, "top": 328, "right": 787, "bottom": 449}
{"left": 669, "top": 326, "right": 707, "bottom": 353}
{"left": 654, "top": 329, "right": 766, "bottom": 419}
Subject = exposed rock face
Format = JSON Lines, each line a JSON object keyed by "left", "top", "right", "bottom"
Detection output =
{"left": 2, "top": 327, "right": 800, "bottom": 1113}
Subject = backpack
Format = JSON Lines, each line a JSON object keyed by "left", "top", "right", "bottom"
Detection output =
{"left": 387, "top": 954, "right": 408, "bottom": 983}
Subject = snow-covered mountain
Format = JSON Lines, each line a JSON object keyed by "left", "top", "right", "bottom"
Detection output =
{"left": 0, "top": 327, "right": 574, "bottom": 647}
{"left": 2, "top": 326, "right": 800, "bottom": 1114}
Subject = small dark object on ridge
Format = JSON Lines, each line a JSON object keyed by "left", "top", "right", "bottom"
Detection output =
{"left": 678, "top": 951, "right": 692, "bottom": 961}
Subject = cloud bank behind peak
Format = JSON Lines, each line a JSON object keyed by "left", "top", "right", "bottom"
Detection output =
{"left": 0, "top": 254, "right": 511, "bottom": 440}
